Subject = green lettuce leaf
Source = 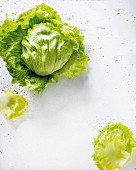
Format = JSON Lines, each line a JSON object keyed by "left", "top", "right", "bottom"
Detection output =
{"left": 61, "top": 50, "right": 89, "bottom": 79}
{"left": 0, "top": 89, "right": 28, "bottom": 121}
{"left": 17, "top": 3, "right": 62, "bottom": 29}
{"left": 93, "top": 123, "right": 136, "bottom": 170}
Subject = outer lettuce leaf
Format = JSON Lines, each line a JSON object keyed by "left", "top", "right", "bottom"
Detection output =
{"left": 93, "top": 123, "right": 136, "bottom": 170}
{"left": 0, "top": 3, "right": 89, "bottom": 93}
{"left": 0, "top": 20, "right": 18, "bottom": 56}
{"left": 0, "top": 20, "right": 18, "bottom": 39}
{"left": 0, "top": 89, "right": 28, "bottom": 121}
{"left": 17, "top": 3, "right": 62, "bottom": 29}
{"left": 61, "top": 50, "right": 89, "bottom": 79}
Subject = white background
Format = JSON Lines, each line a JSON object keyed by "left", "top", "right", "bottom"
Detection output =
{"left": 0, "top": 0, "right": 136, "bottom": 170}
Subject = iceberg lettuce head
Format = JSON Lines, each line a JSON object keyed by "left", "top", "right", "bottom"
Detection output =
{"left": 0, "top": 3, "right": 89, "bottom": 93}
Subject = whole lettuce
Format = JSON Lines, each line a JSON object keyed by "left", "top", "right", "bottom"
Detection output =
{"left": 0, "top": 3, "right": 89, "bottom": 93}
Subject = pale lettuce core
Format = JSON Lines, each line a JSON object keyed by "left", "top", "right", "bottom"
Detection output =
{"left": 21, "top": 23, "right": 73, "bottom": 76}
{"left": 93, "top": 123, "right": 136, "bottom": 170}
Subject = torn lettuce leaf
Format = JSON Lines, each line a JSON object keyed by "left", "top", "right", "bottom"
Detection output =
{"left": 0, "top": 3, "right": 89, "bottom": 93}
{"left": 93, "top": 123, "right": 136, "bottom": 170}
{"left": 0, "top": 89, "right": 28, "bottom": 121}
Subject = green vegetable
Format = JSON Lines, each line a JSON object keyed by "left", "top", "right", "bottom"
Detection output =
{"left": 0, "top": 3, "right": 89, "bottom": 93}
{"left": 0, "top": 89, "right": 28, "bottom": 121}
{"left": 93, "top": 123, "right": 136, "bottom": 170}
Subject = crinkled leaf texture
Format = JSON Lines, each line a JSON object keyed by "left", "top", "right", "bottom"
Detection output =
{"left": 0, "top": 3, "right": 89, "bottom": 93}
{"left": 93, "top": 123, "right": 136, "bottom": 170}
{"left": 0, "top": 89, "right": 28, "bottom": 121}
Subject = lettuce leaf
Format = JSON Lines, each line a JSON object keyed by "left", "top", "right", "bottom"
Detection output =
{"left": 93, "top": 123, "right": 136, "bottom": 170}
{"left": 0, "top": 89, "right": 28, "bottom": 121}
{"left": 17, "top": 3, "right": 62, "bottom": 29}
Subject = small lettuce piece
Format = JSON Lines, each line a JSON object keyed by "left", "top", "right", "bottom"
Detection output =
{"left": 93, "top": 123, "right": 136, "bottom": 170}
{"left": 0, "top": 89, "right": 28, "bottom": 121}
{"left": 0, "top": 3, "right": 89, "bottom": 93}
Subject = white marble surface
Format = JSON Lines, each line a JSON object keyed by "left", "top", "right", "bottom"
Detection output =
{"left": 0, "top": 0, "right": 136, "bottom": 170}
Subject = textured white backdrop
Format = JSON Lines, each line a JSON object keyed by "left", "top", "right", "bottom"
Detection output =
{"left": 0, "top": 0, "right": 136, "bottom": 170}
